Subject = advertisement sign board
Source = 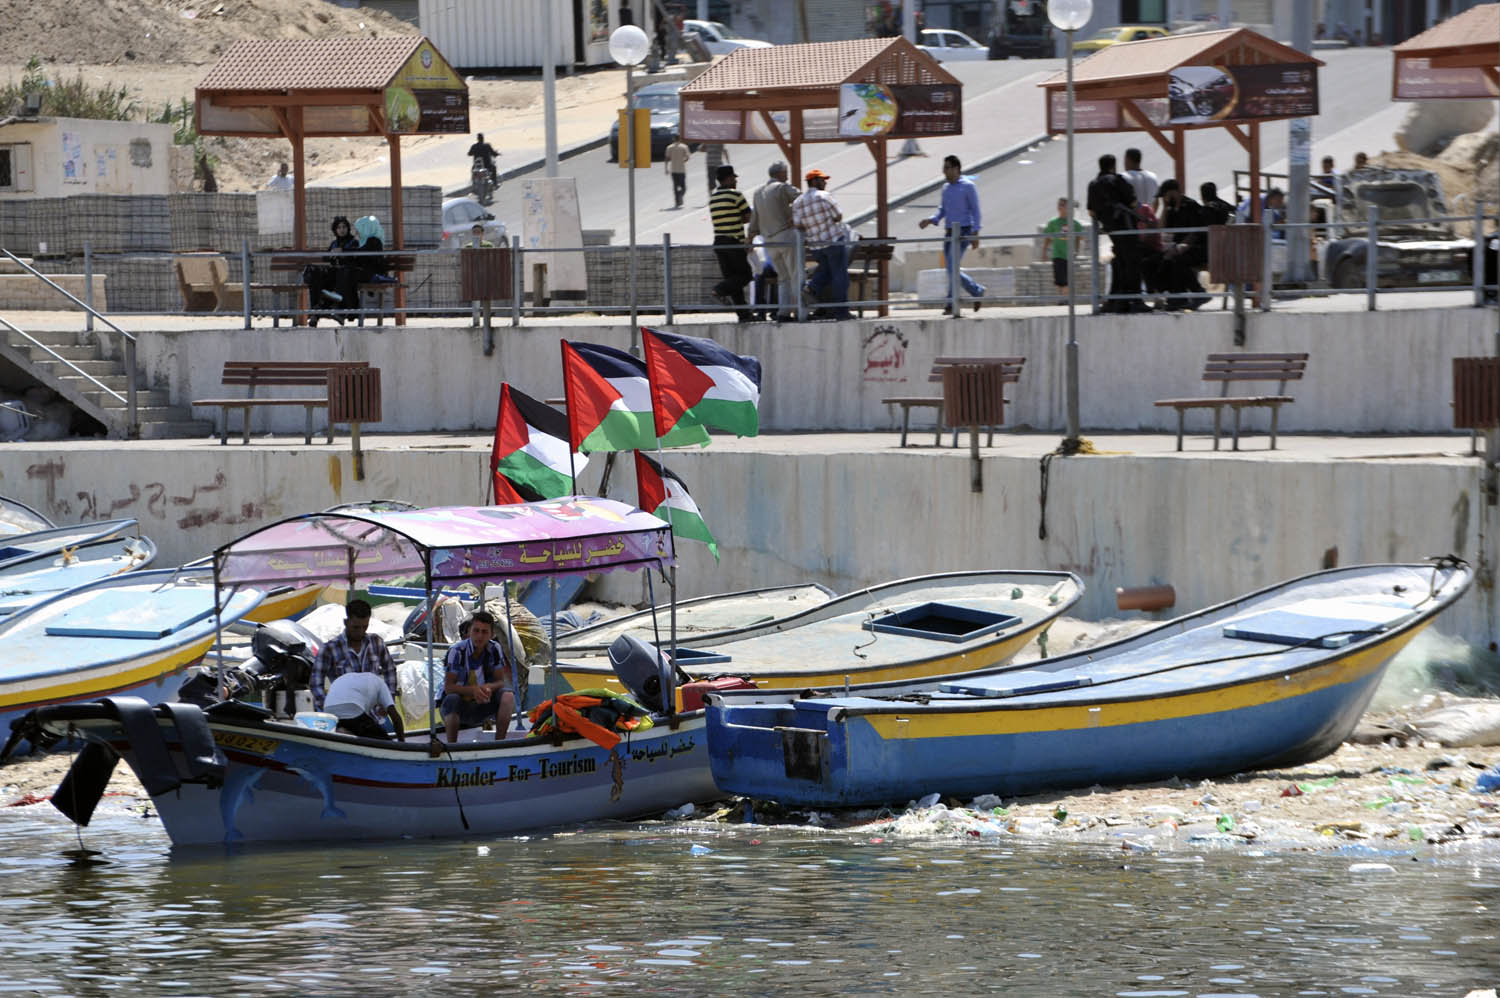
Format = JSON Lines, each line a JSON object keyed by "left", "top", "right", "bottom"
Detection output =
{"left": 384, "top": 41, "right": 469, "bottom": 134}
{"left": 1167, "top": 63, "right": 1317, "bottom": 124}
{"left": 836, "top": 83, "right": 962, "bottom": 138}
{"left": 1394, "top": 57, "right": 1499, "bottom": 99}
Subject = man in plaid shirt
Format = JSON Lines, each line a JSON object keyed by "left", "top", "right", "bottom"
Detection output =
{"left": 791, "top": 169, "right": 852, "bottom": 321}
{"left": 310, "top": 599, "right": 397, "bottom": 713}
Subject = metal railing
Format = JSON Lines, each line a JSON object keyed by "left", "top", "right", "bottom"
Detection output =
{"left": 32, "top": 210, "right": 1499, "bottom": 328}
{"left": 1, "top": 247, "right": 137, "bottom": 437}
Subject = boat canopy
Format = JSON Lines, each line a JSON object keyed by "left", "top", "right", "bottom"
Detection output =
{"left": 212, "top": 498, "right": 674, "bottom": 588}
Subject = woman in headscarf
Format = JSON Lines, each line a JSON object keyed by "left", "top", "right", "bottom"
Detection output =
{"left": 306, "top": 215, "right": 358, "bottom": 327}
{"left": 335, "top": 215, "right": 391, "bottom": 318}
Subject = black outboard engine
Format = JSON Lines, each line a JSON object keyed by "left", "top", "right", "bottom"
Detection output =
{"left": 251, "top": 619, "right": 321, "bottom": 716}
{"left": 607, "top": 633, "right": 674, "bottom": 714}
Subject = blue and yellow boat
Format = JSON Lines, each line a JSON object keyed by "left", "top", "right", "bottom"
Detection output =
{"left": 704, "top": 560, "right": 1473, "bottom": 807}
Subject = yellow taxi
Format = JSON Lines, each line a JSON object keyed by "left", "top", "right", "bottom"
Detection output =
{"left": 1071, "top": 25, "right": 1170, "bottom": 52}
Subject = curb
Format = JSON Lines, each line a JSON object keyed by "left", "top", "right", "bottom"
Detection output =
{"left": 846, "top": 133, "right": 1051, "bottom": 230}
{"left": 446, "top": 134, "right": 612, "bottom": 200}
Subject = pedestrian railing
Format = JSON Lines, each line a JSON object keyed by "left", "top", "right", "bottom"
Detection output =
{"left": 23, "top": 209, "right": 1497, "bottom": 326}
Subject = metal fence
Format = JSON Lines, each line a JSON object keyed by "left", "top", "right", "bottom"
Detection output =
{"left": 24, "top": 207, "right": 1499, "bottom": 326}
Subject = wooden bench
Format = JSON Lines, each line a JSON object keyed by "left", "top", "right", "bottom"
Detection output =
{"left": 881, "top": 356, "right": 1025, "bottom": 447}
{"left": 266, "top": 253, "right": 415, "bottom": 327}
{"left": 191, "top": 361, "right": 371, "bottom": 445}
{"left": 847, "top": 238, "right": 894, "bottom": 317}
{"left": 1154, "top": 352, "right": 1308, "bottom": 451}
{"left": 174, "top": 254, "right": 255, "bottom": 312}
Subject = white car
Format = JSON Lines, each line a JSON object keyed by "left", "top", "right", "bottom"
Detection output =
{"left": 441, "top": 197, "right": 506, "bottom": 249}
{"left": 917, "top": 28, "right": 989, "bottom": 61}
{"left": 681, "top": 19, "right": 772, "bottom": 56}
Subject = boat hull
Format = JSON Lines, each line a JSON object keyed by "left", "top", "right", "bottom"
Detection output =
{"left": 69, "top": 712, "right": 716, "bottom": 847}
{"left": 706, "top": 619, "right": 1431, "bottom": 808}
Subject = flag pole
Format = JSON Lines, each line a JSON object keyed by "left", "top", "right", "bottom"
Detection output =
{"left": 652, "top": 441, "right": 679, "bottom": 673}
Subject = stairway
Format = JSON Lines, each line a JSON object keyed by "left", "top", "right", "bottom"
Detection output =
{"left": 0, "top": 323, "right": 213, "bottom": 439}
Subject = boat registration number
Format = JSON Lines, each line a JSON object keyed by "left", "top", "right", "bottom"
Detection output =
{"left": 213, "top": 731, "right": 278, "bottom": 755}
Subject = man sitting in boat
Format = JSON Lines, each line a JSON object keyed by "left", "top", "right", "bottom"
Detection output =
{"left": 439, "top": 610, "right": 517, "bottom": 743}
{"left": 323, "top": 671, "right": 406, "bottom": 740}
{"left": 310, "top": 599, "right": 398, "bottom": 713}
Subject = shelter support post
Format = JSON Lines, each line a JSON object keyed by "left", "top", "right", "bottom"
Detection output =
{"left": 789, "top": 113, "right": 803, "bottom": 194}
{"left": 388, "top": 134, "right": 407, "bottom": 326}
{"left": 871, "top": 138, "right": 889, "bottom": 317}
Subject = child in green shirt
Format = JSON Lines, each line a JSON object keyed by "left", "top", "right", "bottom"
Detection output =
{"left": 1043, "top": 197, "right": 1085, "bottom": 297}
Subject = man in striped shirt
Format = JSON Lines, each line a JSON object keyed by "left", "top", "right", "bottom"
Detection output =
{"left": 792, "top": 169, "right": 852, "bottom": 321}
{"left": 709, "top": 163, "right": 753, "bottom": 321}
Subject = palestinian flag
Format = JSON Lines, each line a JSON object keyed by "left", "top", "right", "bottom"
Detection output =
{"left": 634, "top": 451, "right": 718, "bottom": 561}
{"left": 490, "top": 384, "right": 586, "bottom": 503}
{"left": 643, "top": 327, "right": 761, "bottom": 438}
{"left": 561, "top": 340, "right": 710, "bottom": 453}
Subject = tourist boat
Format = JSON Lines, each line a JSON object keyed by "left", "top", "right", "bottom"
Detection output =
{"left": 0, "top": 535, "right": 158, "bottom": 619}
{"left": 0, "top": 518, "right": 142, "bottom": 573}
{"left": 0, "top": 568, "right": 264, "bottom": 739}
{"left": 555, "top": 582, "right": 837, "bottom": 654}
{"left": 703, "top": 560, "right": 1473, "bottom": 808}
{"left": 551, "top": 570, "right": 1084, "bottom": 698}
{"left": 9, "top": 500, "right": 718, "bottom": 846}
{"left": 0, "top": 496, "right": 52, "bottom": 535}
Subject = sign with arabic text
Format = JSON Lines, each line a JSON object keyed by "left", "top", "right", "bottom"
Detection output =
{"left": 1394, "top": 56, "right": 1498, "bottom": 99}
{"left": 837, "top": 83, "right": 962, "bottom": 138}
{"left": 1167, "top": 63, "right": 1318, "bottom": 125}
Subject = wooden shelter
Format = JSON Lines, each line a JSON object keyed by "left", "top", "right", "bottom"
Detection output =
{"left": 1391, "top": 4, "right": 1499, "bottom": 100}
{"left": 1039, "top": 28, "right": 1323, "bottom": 221}
{"left": 196, "top": 37, "right": 469, "bottom": 322}
{"left": 680, "top": 37, "right": 963, "bottom": 315}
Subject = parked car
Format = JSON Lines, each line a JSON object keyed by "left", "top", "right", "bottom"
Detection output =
{"left": 1071, "top": 24, "right": 1169, "bottom": 52}
{"left": 1320, "top": 168, "right": 1474, "bottom": 289}
{"left": 441, "top": 197, "right": 506, "bottom": 249}
{"left": 917, "top": 28, "right": 990, "bottom": 61}
{"left": 680, "top": 19, "right": 772, "bottom": 56}
{"left": 608, "top": 81, "right": 689, "bottom": 163}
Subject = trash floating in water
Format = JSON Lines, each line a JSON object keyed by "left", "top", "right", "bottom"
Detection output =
{"left": 476, "top": 845, "right": 490, "bottom": 856}
{"left": 663, "top": 803, "right": 696, "bottom": 820}
{"left": 1216, "top": 814, "right": 1235, "bottom": 832}
{"left": 915, "top": 793, "right": 942, "bottom": 809}
{"left": 1298, "top": 776, "right": 1340, "bottom": 793}
{"left": 1349, "top": 862, "right": 1396, "bottom": 873}
{"left": 689, "top": 843, "right": 713, "bottom": 856}
{"left": 1474, "top": 766, "right": 1500, "bottom": 793}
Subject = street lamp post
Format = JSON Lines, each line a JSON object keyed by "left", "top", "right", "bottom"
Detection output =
{"left": 1049, "top": 0, "right": 1093, "bottom": 447}
{"left": 611, "top": 24, "right": 651, "bottom": 354}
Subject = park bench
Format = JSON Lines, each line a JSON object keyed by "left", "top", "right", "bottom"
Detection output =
{"left": 191, "top": 360, "right": 371, "bottom": 445}
{"left": 266, "top": 253, "right": 416, "bottom": 327}
{"left": 881, "top": 356, "right": 1025, "bottom": 447}
{"left": 1154, "top": 352, "right": 1308, "bottom": 451}
{"left": 847, "top": 238, "right": 895, "bottom": 317}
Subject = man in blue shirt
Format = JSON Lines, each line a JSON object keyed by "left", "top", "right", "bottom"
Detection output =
{"left": 439, "top": 610, "right": 517, "bottom": 742}
{"left": 919, "top": 155, "right": 985, "bottom": 315}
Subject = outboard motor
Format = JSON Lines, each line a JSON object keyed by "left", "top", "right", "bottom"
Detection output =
{"left": 252, "top": 619, "right": 321, "bottom": 716}
{"left": 607, "top": 633, "right": 674, "bottom": 714}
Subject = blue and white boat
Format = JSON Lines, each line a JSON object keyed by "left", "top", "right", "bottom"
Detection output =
{"left": 0, "top": 535, "right": 157, "bottom": 619}
{"left": 0, "top": 496, "right": 52, "bottom": 535}
{"left": 0, "top": 568, "right": 263, "bottom": 738}
{"left": 703, "top": 560, "right": 1473, "bottom": 808}
{"left": 0, "top": 518, "right": 141, "bottom": 573}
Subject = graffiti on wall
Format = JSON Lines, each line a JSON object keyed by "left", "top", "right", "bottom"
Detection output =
{"left": 25, "top": 459, "right": 269, "bottom": 530}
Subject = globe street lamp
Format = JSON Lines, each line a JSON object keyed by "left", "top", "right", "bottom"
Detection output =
{"left": 610, "top": 24, "right": 651, "bottom": 352}
{"left": 1049, "top": 0, "right": 1092, "bottom": 446}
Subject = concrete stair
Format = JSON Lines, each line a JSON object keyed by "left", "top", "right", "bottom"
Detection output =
{"left": 0, "top": 325, "right": 212, "bottom": 439}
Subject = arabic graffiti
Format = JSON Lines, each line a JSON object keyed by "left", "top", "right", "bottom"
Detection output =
{"left": 863, "top": 325, "right": 909, "bottom": 384}
{"left": 24, "top": 459, "right": 267, "bottom": 530}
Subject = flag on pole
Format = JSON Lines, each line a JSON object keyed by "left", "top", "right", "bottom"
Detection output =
{"left": 561, "top": 340, "right": 710, "bottom": 452}
{"left": 643, "top": 327, "right": 761, "bottom": 438}
{"left": 490, "top": 384, "right": 586, "bottom": 502}
{"left": 634, "top": 451, "right": 719, "bottom": 560}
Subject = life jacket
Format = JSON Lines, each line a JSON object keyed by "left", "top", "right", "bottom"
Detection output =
{"left": 529, "top": 689, "right": 654, "bottom": 750}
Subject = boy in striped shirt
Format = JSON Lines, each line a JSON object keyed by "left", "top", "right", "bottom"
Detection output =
{"left": 709, "top": 164, "right": 753, "bottom": 321}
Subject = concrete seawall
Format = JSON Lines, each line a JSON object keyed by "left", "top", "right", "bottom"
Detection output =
{"left": 3, "top": 432, "right": 1493, "bottom": 650}
{"left": 132, "top": 304, "right": 1495, "bottom": 437}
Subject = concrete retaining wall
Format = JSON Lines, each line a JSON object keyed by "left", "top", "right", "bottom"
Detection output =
{"left": 0, "top": 441, "right": 1493, "bottom": 650}
{"left": 136, "top": 305, "right": 1496, "bottom": 437}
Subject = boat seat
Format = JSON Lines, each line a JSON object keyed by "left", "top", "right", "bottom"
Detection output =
{"left": 1221, "top": 597, "right": 1417, "bottom": 649}
{"left": 939, "top": 672, "right": 1093, "bottom": 698}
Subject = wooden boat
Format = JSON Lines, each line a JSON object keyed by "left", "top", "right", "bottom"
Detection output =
{"left": 9, "top": 500, "right": 715, "bottom": 846}
{"left": 0, "top": 568, "right": 264, "bottom": 737}
{"left": 0, "top": 496, "right": 52, "bottom": 536}
{"left": 703, "top": 560, "right": 1473, "bottom": 808}
{"left": 0, "top": 518, "right": 141, "bottom": 573}
{"left": 551, "top": 571, "right": 1084, "bottom": 699}
{"left": 555, "top": 582, "right": 836, "bottom": 654}
{"left": 0, "top": 535, "right": 157, "bottom": 619}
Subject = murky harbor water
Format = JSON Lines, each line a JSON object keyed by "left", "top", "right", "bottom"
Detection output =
{"left": 1, "top": 801, "right": 1496, "bottom": 997}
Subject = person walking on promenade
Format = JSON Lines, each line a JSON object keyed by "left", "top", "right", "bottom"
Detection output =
{"left": 703, "top": 143, "right": 729, "bottom": 198}
{"left": 918, "top": 154, "right": 985, "bottom": 314}
{"left": 664, "top": 134, "right": 691, "bottom": 207}
{"left": 748, "top": 161, "right": 800, "bottom": 321}
{"left": 709, "top": 164, "right": 753, "bottom": 320}
{"left": 1087, "top": 153, "right": 1144, "bottom": 313}
{"left": 792, "top": 168, "right": 853, "bottom": 321}
{"left": 1043, "top": 196, "right": 1084, "bottom": 299}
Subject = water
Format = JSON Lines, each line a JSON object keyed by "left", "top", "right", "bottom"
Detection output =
{"left": 2, "top": 802, "right": 1497, "bottom": 996}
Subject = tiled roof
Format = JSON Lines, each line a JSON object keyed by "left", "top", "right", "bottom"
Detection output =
{"left": 1040, "top": 28, "right": 1321, "bottom": 87}
{"left": 682, "top": 37, "right": 956, "bottom": 93}
{"left": 198, "top": 37, "right": 424, "bottom": 91}
{"left": 1394, "top": 3, "right": 1499, "bottom": 52}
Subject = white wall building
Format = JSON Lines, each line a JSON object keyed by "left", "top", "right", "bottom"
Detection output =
{"left": 0, "top": 117, "right": 173, "bottom": 199}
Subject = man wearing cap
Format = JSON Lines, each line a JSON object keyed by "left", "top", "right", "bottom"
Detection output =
{"left": 918, "top": 154, "right": 985, "bottom": 314}
{"left": 747, "top": 161, "right": 800, "bottom": 321}
{"left": 792, "top": 168, "right": 852, "bottom": 321}
{"left": 709, "top": 163, "right": 753, "bottom": 320}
